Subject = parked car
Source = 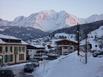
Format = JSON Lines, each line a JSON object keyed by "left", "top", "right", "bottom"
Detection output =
{"left": 0, "top": 64, "right": 8, "bottom": 67}
{"left": 92, "top": 51, "right": 103, "bottom": 57}
{"left": 46, "top": 53, "right": 58, "bottom": 60}
{"left": 28, "top": 59, "right": 39, "bottom": 67}
{"left": 24, "top": 64, "right": 34, "bottom": 73}
{"left": 63, "top": 52, "right": 69, "bottom": 55}
{"left": 34, "top": 57, "right": 43, "bottom": 61}
{"left": 0, "top": 69, "right": 15, "bottom": 77}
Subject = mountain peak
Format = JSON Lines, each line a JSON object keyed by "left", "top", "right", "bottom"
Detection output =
{"left": 10, "top": 10, "right": 79, "bottom": 31}
{"left": 0, "top": 10, "right": 103, "bottom": 31}
{"left": 14, "top": 16, "right": 25, "bottom": 22}
{"left": 39, "top": 10, "right": 56, "bottom": 14}
{"left": 79, "top": 14, "right": 103, "bottom": 24}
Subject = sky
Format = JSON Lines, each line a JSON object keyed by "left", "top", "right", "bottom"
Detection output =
{"left": 0, "top": 0, "right": 103, "bottom": 21}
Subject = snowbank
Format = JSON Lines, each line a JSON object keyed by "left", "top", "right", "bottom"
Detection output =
{"left": 36, "top": 52, "right": 103, "bottom": 77}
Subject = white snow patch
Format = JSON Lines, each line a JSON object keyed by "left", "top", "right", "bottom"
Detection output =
{"left": 35, "top": 52, "right": 103, "bottom": 77}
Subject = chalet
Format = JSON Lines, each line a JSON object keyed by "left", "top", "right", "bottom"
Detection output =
{"left": 34, "top": 45, "right": 46, "bottom": 61}
{"left": 27, "top": 44, "right": 46, "bottom": 60}
{"left": 55, "top": 39, "right": 78, "bottom": 55}
{"left": 27, "top": 45, "right": 36, "bottom": 60}
{"left": 0, "top": 34, "right": 27, "bottom": 65}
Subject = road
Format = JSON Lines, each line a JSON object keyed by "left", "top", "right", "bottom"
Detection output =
{"left": 1, "top": 63, "right": 36, "bottom": 77}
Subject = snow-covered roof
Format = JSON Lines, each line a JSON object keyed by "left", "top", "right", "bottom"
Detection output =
{"left": 0, "top": 39, "right": 5, "bottom": 44}
{"left": 55, "top": 33, "right": 69, "bottom": 37}
{"left": 51, "top": 38, "right": 77, "bottom": 44}
{"left": 55, "top": 33, "right": 75, "bottom": 37}
{"left": 54, "top": 33, "right": 76, "bottom": 42}
{"left": 34, "top": 45, "right": 45, "bottom": 48}
{"left": 0, "top": 34, "right": 28, "bottom": 45}
{"left": 29, "top": 43, "right": 45, "bottom": 48}
{"left": 47, "top": 38, "right": 78, "bottom": 48}
{"left": 21, "top": 40, "right": 28, "bottom": 45}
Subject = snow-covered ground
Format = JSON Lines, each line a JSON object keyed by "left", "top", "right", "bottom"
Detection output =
{"left": 81, "top": 26, "right": 103, "bottom": 51}
{"left": 35, "top": 51, "right": 103, "bottom": 77}
{"left": 1, "top": 51, "right": 103, "bottom": 77}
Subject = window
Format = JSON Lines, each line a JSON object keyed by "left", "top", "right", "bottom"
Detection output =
{"left": 22, "top": 47, "right": 25, "bottom": 52}
{"left": 19, "top": 54, "right": 24, "bottom": 60}
{"left": 10, "top": 46, "right": 13, "bottom": 53}
{"left": 95, "top": 45, "right": 97, "bottom": 47}
{"left": 19, "top": 47, "right": 21, "bottom": 52}
{"left": 4, "top": 55, "right": 13, "bottom": 62}
{"left": 70, "top": 47, "right": 73, "bottom": 49}
{"left": 9, "top": 55, "right": 13, "bottom": 62}
{"left": 14, "top": 47, "right": 18, "bottom": 54}
{"left": 63, "top": 46, "right": 68, "bottom": 49}
{"left": 5, "top": 55, "right": 8, "bottom": 62}
{"left": 0, "top": 46, "right": 2, "bottom": 53}
{"left": 5, "top": 46, "right": 9, "bottom": 53}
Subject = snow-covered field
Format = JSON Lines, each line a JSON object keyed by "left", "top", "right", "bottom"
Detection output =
{"left": 35, "top": 51, "right": 103, "bottom": 77}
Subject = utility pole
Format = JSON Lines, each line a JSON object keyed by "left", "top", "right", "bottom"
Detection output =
{"left": 77, "top": 24, "right": 80, "bottom": 56}
{"left": 85, "top": 33, "right": 88, "bottom": 64}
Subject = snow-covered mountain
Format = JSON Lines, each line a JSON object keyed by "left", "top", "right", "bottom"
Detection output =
{"left": 0, "top": 18, "right": 11, "bottom": 26}
{"left": 11, "top": 10, "right": 78, "bottom": 31}
{"left": 79, "top": 14, "right": 103, "bottom": 24}
{"left": 0, "top": 10, "right": 103, "bottom": 31}
{"left": 0, "top": 10, "right": 79, "bottom": 31}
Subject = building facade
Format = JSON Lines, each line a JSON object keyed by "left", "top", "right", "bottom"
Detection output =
{"left": 0, "top": 34, "right": 27, "bottom": 65}
{"left": 55, "top": 39, "right": 78, "bottom": 55}
{"left": 27, "top": 44, "right": 46, "bottom": 60}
